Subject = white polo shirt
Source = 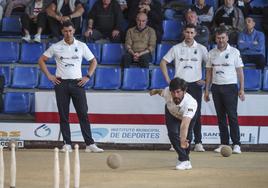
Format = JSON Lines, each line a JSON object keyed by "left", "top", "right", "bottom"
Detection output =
{"left": 43, "top": 39, "right": 95, "bottom": 79}
{"left": 161, "top": 87, "right": 197, "bottom": 120}
{"left": 206, "top": 44, "right": 244, "bottom": 85}
{"left": 163, "top": 40, "right": 208, "bottom": 83}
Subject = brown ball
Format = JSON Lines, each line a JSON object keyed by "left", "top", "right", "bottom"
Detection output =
{"left": 220, "top": 146, "right": 232, "bottom": 157}
{"left": 106, "top": 153, "right": 122, "bottom": 169}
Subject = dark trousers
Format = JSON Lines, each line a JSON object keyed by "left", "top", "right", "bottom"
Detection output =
{"left": 211, "top": 84, "right": 241, "bottom": 145}
{"left": 54, "top": 79, "right": 95, "bottom": 145}
{"left": 89, "top": 29, "right": 122, "bottom": 43}
{"left": 187, "top": 82, "right": 203, "bottom": 144}
{"left": 122, "top": 52, "right": 152, "bottom": 68}
{"left": 165, "top": 106, "right": 196, "bottom": 162}
{"left": 47, "top": 16, "right": 81, "bottom": 38}
{"left": 241, "top": 54, "right": 266, "bottom": 70}
{"left": 21, "top": 12, "right": 47, "bottom": 34}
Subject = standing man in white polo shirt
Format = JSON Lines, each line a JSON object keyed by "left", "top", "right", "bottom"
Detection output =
{"left": 204, "top": 27, "right": 245, "bottom": 154}
{"left": 160, "top": 24, "right": 208, "bottom": 152}
{"left": 38, "top": 21, "right": 104, "bottom": 153}
{"left": 150, "top": 77, "right": 197, "bottom": 170}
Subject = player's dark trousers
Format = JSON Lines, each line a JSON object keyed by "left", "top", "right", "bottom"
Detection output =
{"left": 187, "top": 82, "right": 203, "bottom": 144}
{"left": 54, "top": 79, "right": 95, "bottom": 146}
{"left": 121, "top": 52, "right": 152, "bottom": 68}
{"left": 165, "top": 106, "right": 196, "bottom": 162}
{"left": 211, "top": 84, "right": 241, "bottom": 145}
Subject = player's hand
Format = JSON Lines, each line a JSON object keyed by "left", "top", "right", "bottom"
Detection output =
{"left": 77, "top": 77, "right": 89, "bottom": 87}
{"left": 204, "top": 90, "right": 210, "bottom": 102}
{"left": 239, "top": 89, "right": 245, "bottom": 101}
{"left": 48, "top": 75, "right": 61, "bottom": 85}
{"left": 149, "top": 89, "right": 159, "bottom": 96}
{"left": 196, "top": 79, "right": 205, "bottom": 86}
{"left": 180, "top": 138, "right": 189, "bottom": 149}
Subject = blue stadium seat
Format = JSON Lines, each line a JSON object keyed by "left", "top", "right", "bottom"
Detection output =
{"left": 204, "top": 0, "right": 218, "bottom": 10}
{"left": 85, "top": 0, "right": 97, "bottom": 13}
{"left": 11, "top": 67, "right": 39, "bottom": 88}
{"left": 244, "top": 68, "right": 262, "bottom": 91}
{"left": 1, "top": 17, "right": 22, "bottom": 34}
{"left": 4, "top": 92, "right": 31, "bottom": 113}
{"left": 0, "top": 42, "right": 19, "bottom": 63}
{"left": 101, "top": 43, "right": 124, "bottom": 64}
{"left": 250, "top": 0, "right": 268, "bottom": 7}
{"left": 155, "top": 43, "right": 173, "bottom": 65}
{"left": 162, "top": 20, "right": 182, "bottom": 41}
{"left": 0, "top": 66, "right": 11, "bottom": 87}
{"left": 21, "top": 43, "right": 46, "bottom": 64}
{"left": 82, "top": 43, "right": 101, "bottom": 64}
{"left": 94, "top": 67, "right": 121, "bottom": 90}
{"left": 81, "top": 67, "right": 94, "bottom": 89}
{"left": 249, "top": 15, "right": 263, "bottom": 31}
{"left": 38, "top": 67, "right": 56, "bottom": 89}
{"left": 121, "top": 68, "right": 149, "bottom": 90}
{"left": 150, "top": 67, "right": 174, "bottom": 89}
{"left": 262, "top": 69, "right": 268, "bottom": 91}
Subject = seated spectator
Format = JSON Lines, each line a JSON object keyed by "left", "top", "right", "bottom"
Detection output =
{"left": 163, "top": 0, "right": 190, "bottom": 20}
{"left": 0, "top": 0, "right": 6, "bottom": 21}
{"left": 46, "top": 0, "right": 84, "bottom": 41}
{"left": 238, "top": 17, "right": 266, "bottom": 70}
{"left": 189, "top": 0, "right": 213, "bottom": 27}
{"left": 21, "top": 0, "right": 50, "bottom": 43}
{"left": 121, "top": 12, "right": 156, "bottom": 68}
{"left": 128, "top": 0, "right": 163, "bottom": 43}
{"left": 0, "top": 75, "right": 4, "bottom": 112}
{"left": 184, "top": 10, "right": 210, "bottom": 48}
{"left": 84, "top": 0, "right": 123, "bottom": 43}
{"left": 4, "top": 0, "right": 31, "bottom": 17}
{"left": 213, "top": 0, "right": 244, "bottom": 44}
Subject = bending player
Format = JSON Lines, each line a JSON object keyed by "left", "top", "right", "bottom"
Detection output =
{"left": 150, "top": 78, "right": 197, "bottom": 170}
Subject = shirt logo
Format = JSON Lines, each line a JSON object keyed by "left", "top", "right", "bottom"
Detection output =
{"left": 183, "top": 65, "right": 193, "bottom": 69}
{"left": 225, "top": 54, "right": 229, "bottom": 59}
{"left": 188, "top": 108, "right": 193, "bottom": 112}
{"left": 216, "top": 71, "right": 225, "bottom": 75}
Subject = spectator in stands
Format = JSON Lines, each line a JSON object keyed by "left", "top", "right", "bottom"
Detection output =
{"left": 127, "top": 0, "right": 163, "bottom": 43}
{"left": 46, "top": 0, "right": 84, "bottom": 41}
{"left": 238, "top": 17, "right": 266, "bottom": 70}
{"left": 190, "top": 0, "right": 214, "bottom": 27}
{"left": 150, "top": 77, "right": 198, "bottom": 170}
{"left": 213, "top": 0, "right": 244, "bottom": 44}
{"left": 4, "top": 0, "right": 32, "bottom": 17}
{"left": 204, "top": 27, "right": 244, "bottom": 154}
{"left": 38, "top": 20, "right": 104, "bottom": 153}
{"left": 0, "top": 0, "right": 6, "bottom": 21}
{"left": 84, "top": 0, "right": 124, "bottom": 43}
{"left": 184, "top": 10, "right": 210, "bottom": 48}
{"left": 0, "top": 75, "right": 4, "bottom": 113}
{"left": 219, "top": 0, "right": 252, "bottom": 16}
{"left": 121, "top": 12, "right": 156, "bottom": 68}
{"left": 21, "top": 0, "right": 50, "bottom": 43}
{"left": 160, "top": 24, "right": 208, "bottom": 152}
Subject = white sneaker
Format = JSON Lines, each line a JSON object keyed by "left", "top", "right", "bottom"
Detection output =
{"left": 194, "top": 143, "right": 205, "bottom": 152}
{"left": 214, "top": 145, "right": 225, "bottom": 153}
{"left": 33, "top": 34, "right": 41, "bottom": 43}
{"left": 85, "top": 144, "right": 104, "bottom": 153}
{"left": 175, "top": 160, "right": 192, "bottom": 170}
{"left": 232, "top": 145, "right": 242, "bottom": 154}
{"left": 169, "top": 145, "right": 175, "bottom": 151}
{"left": 60, "top": 144, "right": 72, "bottom": 152}
{"left": 22, "top": 35, "right": 31, "bottom": 42}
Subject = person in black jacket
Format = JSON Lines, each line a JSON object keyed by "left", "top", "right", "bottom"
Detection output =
{"left": 84, "top": 0, "right": 124, "bottom": 43}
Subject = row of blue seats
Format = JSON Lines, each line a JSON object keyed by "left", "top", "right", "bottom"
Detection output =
{"left": 1, "top": 65, "right": 268, "bottom": 91}
{"left": 0, "top": 42, "right": 173, "bottom": 65}
{"left": 2, "top": 41, "right": 268, "bottom": 67}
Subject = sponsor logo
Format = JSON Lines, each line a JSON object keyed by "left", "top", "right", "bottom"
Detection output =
{"left": 72, "top": 128, "right": 109, "bottom": 141}
{"left": 34, "top": 124, "right": 52, "bottom": 138}
{"left": 0, "top": 140, "right": 24, "bottom": 148}
{"left": 0, "top": 131, "right": 20, "bottom": 139}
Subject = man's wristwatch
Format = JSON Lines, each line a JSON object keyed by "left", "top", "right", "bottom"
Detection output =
{"left": 86, "top": 74, "right": 91, "bottom": 79}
